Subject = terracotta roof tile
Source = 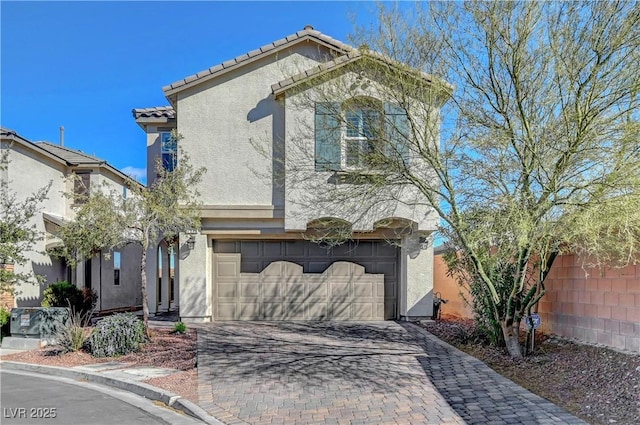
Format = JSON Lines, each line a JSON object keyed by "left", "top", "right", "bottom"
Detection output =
{"left": 162, "top": 26, "right": 352, "bottom": 97}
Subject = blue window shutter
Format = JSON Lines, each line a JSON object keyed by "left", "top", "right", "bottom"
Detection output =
{"left": 384, "top": 103, "right": 410, "bottom": 166}
{"left": 315, "top": 102, "right": 341, "bottom": 171}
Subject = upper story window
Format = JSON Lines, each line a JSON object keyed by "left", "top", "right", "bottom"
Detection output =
{"left": 314, "top": 99, "right": 410, "bottom": 172}
{"left": 160, "top": 132, "right": 177, "bottom": 172}
{"left": 73, "top": 172, "right": 91, "bottom": 204}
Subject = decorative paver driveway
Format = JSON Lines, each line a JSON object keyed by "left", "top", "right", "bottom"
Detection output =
{"left": 197, "top": 322, "right": 587, "bottom": 425}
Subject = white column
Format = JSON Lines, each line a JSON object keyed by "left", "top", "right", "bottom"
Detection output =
{"left": 173, "top": 246, "right": 180, "bottom": 309}
{"left": 75, "top": 260, "right": 85, "bottom": 289}
{"left": 159, "top": 243, "right": 170, "bottom": 312}
{"left": 399, "top": 234, "right": 434, "bottom": 320}
{"left": 179, "top": 233, "right": 211, "bottom": 322}
{"left": 146, "top": 246, "right": 158, "bottom": 315}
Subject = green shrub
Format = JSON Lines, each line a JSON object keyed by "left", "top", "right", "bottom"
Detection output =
{"left": 0, "top": 306, "right": 10, "bottom": 340}
{"left": 42, "top": 281, "right": 97, "bottom": 316}
{"left": 89, "top": 313, "right": 147, "bottom": 357}
{"left": 173, "top": 321, "right": 187, "bottom": 334}
{"left": 55, "top": 309, "right": 91, "bottom": 353}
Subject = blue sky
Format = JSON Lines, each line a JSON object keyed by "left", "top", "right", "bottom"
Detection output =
{"left": 1, "top": 1, "right": 381, "bottom": 182}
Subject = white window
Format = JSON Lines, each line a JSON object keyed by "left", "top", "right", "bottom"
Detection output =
{"left": 160, "top": 132, "right": 177, "bottom": 172}
{"left": 314, "top": 100, "right": 409, "bottom": 171}
{"left": 344, "top": 108, "right": 381, "bottom": 168}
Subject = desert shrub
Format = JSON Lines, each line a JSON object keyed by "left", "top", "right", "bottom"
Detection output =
{"left": 89, "top": 313, "right": 147, "bottom": 357}
{"left": 41, "top": 281, "right": 97, "bottom": 316}
{"left": 0, "top": 306, "right": 10, "bottom": 340}
{"left": 173, "top": 321, "right": 187, "bottom": 334}
{"left": 55, "top": 309, "right": 91, "bottom": 353}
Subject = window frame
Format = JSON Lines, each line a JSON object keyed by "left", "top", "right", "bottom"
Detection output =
{"left": 314, "top": 98, "right": 409, "bottom": 173}
{"left": 160, "top": 131, "right": 177, "bottom": 172}
{"left": 342, "top": 105, "right": 382, "bottom": 170}
{"left": 73, "top": 172, "right": 91, "bottom": 204}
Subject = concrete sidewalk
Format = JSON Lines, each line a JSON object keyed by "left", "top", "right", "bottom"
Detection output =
{"left": 1, "top": 316, "right": 220, "bottom": 425}
{"left": 0, "top": 360, "right": 222, "bottom": 425}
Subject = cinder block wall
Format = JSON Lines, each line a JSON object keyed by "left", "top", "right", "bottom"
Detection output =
{"left": 433, "top": 251, "right": 640, "bottom": 353}
{"left": 537, "top": 254, "right": 639, "bottom": 353}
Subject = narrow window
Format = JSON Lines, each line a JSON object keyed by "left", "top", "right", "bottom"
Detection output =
{"left": 160, "top": 132, "right": 177, "bottom": 172}
{"left": 73, "top": 172, "right": 91, "bottom": 204}
{"left": 113, "top": 251, "right": 121, "bottom": 286}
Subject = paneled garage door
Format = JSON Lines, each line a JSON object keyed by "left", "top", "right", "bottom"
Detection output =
{"left": 213, "top": 240, "right": 399, "bottom": 320}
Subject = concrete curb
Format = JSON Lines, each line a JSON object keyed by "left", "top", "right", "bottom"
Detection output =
{"left": 1, "top": 361, "right": 223, "bottom": 425}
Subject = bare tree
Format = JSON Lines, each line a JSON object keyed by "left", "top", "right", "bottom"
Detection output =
{"left": 271, "top": 1, "right": 640, "bottom": 358}
{"left": 56, "top": 134, "right": 205, "bottom": 334}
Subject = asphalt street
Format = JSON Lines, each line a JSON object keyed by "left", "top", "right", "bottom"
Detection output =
{"left": 0, "top": 370, "right": 203, "bottom": 425}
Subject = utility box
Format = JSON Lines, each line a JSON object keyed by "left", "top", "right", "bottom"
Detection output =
{"left": 10, "top": 308, "right": 42, "bottom": 338}
{"left": 10, "top": 307, "right": 70, "bottom": 341}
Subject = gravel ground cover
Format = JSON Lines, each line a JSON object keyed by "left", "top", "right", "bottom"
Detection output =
{"left": 422, "top": 319, "right": 640, "bottom": 425}
{"left": 1, "top": 328, "right": 198, "bottom": 403}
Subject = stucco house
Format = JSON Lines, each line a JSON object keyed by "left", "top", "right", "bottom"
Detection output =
{"left": 133, "top": 26, "right": 444, "bottom": 322}
{"left": 0, "top": 127, "right": 142, "bottom": 312}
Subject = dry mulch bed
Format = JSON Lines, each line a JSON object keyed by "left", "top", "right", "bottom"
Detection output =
{"left": 422, "top": 318, "right": 640, "bottom": 425}
{"left": 1, "top": 328, "right": 198, "bottom": 403}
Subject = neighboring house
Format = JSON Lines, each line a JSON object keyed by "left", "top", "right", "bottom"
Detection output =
{"left": 0, "top": 127, "right": 142, "bottom": 311}
{"left": 133, "top": 26, "right": 443, "bottom": 322}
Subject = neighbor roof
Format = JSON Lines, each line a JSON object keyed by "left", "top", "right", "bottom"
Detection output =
{"left": 162, "top": 25, "right": 352, "bottom": 98}
{"left": 36, "top": 142, "right": 105, "bottom": 166}
{"left": 1, "top": 127, "right": 140, "bottom": 185}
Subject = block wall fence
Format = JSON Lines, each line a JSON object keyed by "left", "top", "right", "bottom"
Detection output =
{"left": 433, "top": 252, "right": 640, "bottom": 353}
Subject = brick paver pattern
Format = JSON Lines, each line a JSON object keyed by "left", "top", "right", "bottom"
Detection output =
{"left": 197, "top": 322, "right": 587, "bottom": 425}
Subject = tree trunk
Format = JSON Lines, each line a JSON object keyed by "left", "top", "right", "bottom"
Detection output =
{"left": 501, "top": 321, "right": 523, "bottom": 359}
{"left": 140, "top": 249, "right": 150, "bottom": 338}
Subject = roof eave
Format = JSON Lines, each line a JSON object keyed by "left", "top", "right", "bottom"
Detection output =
{"left": 1, "top": 133, "right": 70, "bottom": 167}
{"left": 134, "top": 116, "right": 176, "bottom": 131}
{"left": 163, "top": 34, "right": 350, "bottom": 100}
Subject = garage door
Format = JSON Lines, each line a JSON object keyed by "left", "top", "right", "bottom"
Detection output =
{"left": 213, "top": 240, "right": 399, "bottom": 320}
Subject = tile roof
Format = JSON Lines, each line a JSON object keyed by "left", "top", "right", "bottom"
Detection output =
{"left": 3, "top": 128, "right": 143, "bottom": 186}
{"left": 163, "top": 25, "right": 352, "bottom": 97}
{"left": 271, "top": 50, "right": 438, "bottom": 96}
{"left": 1, "top": 126, "right": 27, "bottom": 141}
{"left": 132, "top": 106, "right": 176, "bottom": 119}
{"left": 36, "top": 142, "right": 105, "bottom": 165}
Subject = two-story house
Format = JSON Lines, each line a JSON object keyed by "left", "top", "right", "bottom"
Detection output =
{"left": 1, "top": 127, "right": 142, "bottom": 312}
{"left": 134, "top": 26, "right": 443, "bottom": 322}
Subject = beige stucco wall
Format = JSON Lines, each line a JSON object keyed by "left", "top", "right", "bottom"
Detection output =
{"left": 2, "top": 140, "right": 68, "bottom": 306}
{"left": 175, "top": 45, "right": 328, "bottom": 209}
{"left": 178, "top": 233, "right": 211, "bottom": 322}
{"left": 400, "top": 235, "right": 435, "bottom": 318}
{"left": 283, "top": 71, "right": 440, "bottom": 233}
{"left": 2, "top": 138, "right": 143, "bottom": 310}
